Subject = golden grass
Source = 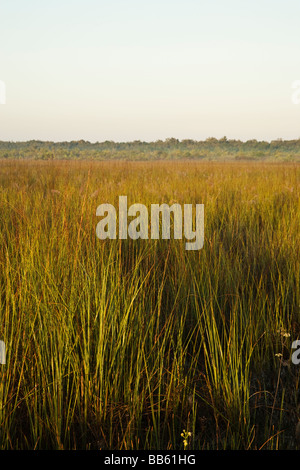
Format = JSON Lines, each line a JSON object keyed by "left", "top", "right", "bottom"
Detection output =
{"left": 0, "top": 159, "right": 299, "bottom": 449}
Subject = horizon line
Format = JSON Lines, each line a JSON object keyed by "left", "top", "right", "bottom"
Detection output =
{"left": 0, "top": 136, "right": 299, "bottom": 145}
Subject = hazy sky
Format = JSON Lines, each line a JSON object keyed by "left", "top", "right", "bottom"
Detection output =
{"left": 1, "top": 0, "right": 300, "bottom": 142}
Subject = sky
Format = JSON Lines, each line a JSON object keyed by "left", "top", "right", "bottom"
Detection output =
{"left": 1, "top": 0, "right": 300, "bottom": 142}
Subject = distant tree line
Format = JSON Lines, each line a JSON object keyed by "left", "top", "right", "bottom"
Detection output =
{"left": 0, "top": 137, "right": 299, "bottom": 161}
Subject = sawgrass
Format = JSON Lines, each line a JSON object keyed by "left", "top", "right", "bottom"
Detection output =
{"left": 0, "top": 159, "right": 299, "bottom": 449}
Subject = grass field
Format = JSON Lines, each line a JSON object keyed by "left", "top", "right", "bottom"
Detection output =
{"left": 0, "top": 159, "right": 299, "bottom": 450}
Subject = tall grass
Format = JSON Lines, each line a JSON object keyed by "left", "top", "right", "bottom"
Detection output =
{"left": 0, "top": 159, "right": 299, "bottom": 449}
